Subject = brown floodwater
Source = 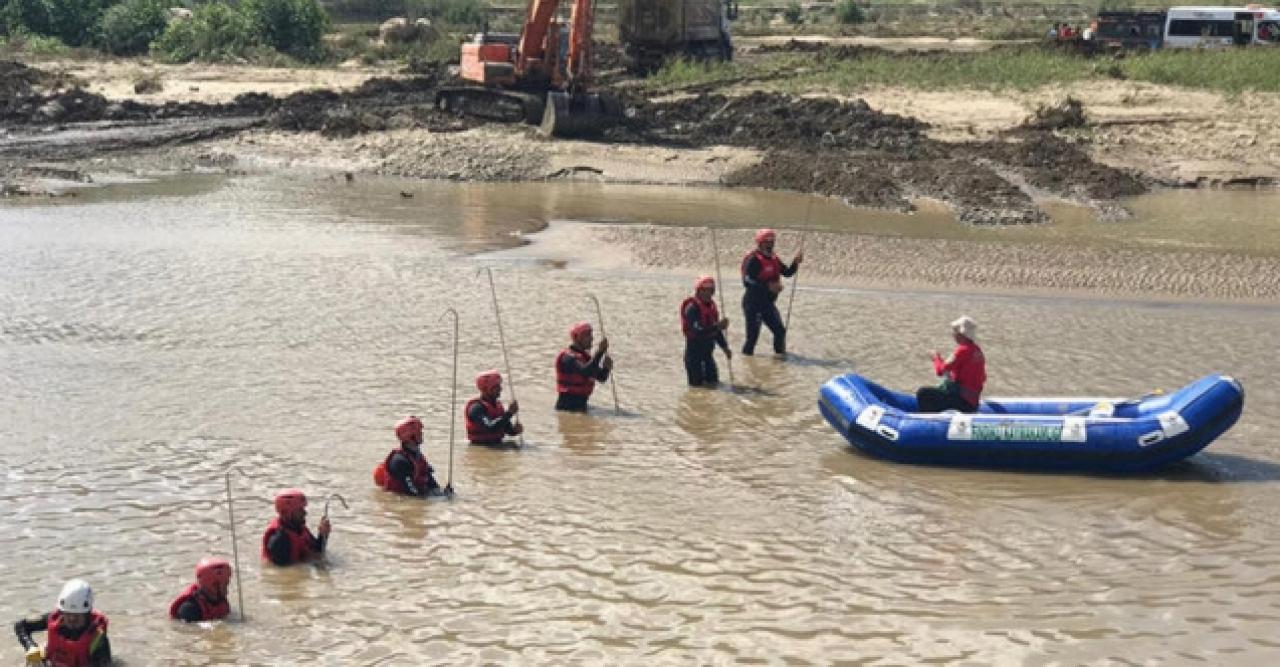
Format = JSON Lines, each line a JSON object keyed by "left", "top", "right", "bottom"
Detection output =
{"left": 2, "top": 174, "right": 1279, "bottom": 664}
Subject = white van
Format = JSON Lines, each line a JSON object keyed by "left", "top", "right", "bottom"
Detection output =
{"left": 1164, "top": 5, "right": 1280, "bottom": 47}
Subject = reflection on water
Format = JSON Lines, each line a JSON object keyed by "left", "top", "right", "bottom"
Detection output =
{"left": 2, "top": 173, "right": 1279, "bottom": 663}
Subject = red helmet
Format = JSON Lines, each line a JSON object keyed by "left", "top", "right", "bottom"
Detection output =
{"left": 569, "top": 321, "right": 592, "bottom": 339}
{"left": 274, "top": 488, "right": 306, "bottom": 515}
{"left": 755, "top": 228, "right": 776, "bottom": 244}
{"left": 476, "top": 370, "right": 502, "bottom": 392}
{"left": 695, "top": 275, "right": 715, "bottom": 291}
{"left": 394, "top": 416, "right": 423, "bottom": 442}
{"left": 195, "top": 557, "right": 232, "bottom": 590}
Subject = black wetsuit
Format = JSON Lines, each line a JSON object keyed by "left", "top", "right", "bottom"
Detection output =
{"left": 741, "top": 253, "right": 799, "bottom": 355}
{"left": 555, "top": 345, "right": 611, "bottom": 412}
{"left": 265, "top": 521, "right": 327, "bottom": 566}
{"left": 387, "top": 447, "right": 441, "bottom": 496}
{"left": 14, "top": 615, "right": 112, "bottom": 666}
{"left": 683, "top": 300, "right": 730, "bottom": 386}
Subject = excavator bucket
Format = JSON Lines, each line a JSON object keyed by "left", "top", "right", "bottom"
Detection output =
{"left": 540, "top": 91, "right": 623, "bottom": 138}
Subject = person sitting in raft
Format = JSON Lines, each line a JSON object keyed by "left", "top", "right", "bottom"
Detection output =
{"left": 373, "top": 416, "right": 443, "bottom": 497}
{"left": 261, "top": 488, "right": 330, "bottom": 566}
{"left": 14, "top": 579, "right": 111, "bottom": 666}
{"left": 916, "top": 316, "right": 986, "bottom": 413}
{"left": 466, "top": 370, "right": 522, "bottom": 445}
{"left": 169, "top": 557, "right": 233, "bottom": 623}
{"left": 554, "top": 322, "right": 612, "bottom": 412}
{"left": 681, "top": 275, "right": 731, "bottom": 387}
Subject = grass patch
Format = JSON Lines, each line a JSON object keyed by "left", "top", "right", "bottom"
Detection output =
{"left": 1119, "top": 48, "right": 1280, "bottom": 94}
{"left": 643, "top": 58, "right": 760, "bottom": 91}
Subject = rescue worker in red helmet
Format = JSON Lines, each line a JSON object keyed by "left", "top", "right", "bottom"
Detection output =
{"left": 466, "top": 370, "right": 522, "bottom": 445}
{"left": 14, "top": 578, "right": 111, "bottom": 666}
{"left": 261, "top": 488, "right": 330, "bottom": 566}
{"left": 554, "top": 321, "right": 612, "bottom": 412}
{"left": 740, "top": 228, "right": 803, "bottom": 356}
{"left": 681, "top": 275, "right": 731, "bottom": 387}
{"left": 373, "top": 416, "right": 442, "bottom": 497}
{"left": 169, "top": 557, "right": 233, "bottom": 623}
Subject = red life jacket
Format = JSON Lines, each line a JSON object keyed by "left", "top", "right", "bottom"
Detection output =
{"left": 375, "top": 447, "right": 430, "bottom": 495}
{"left": 680, "top": 296, "right": 720, "bottom": 339}
{"left": 167, "top": 582, "right": 230, "bottom": 622}
{"left": 44, "top": 610, "right": 107, "bottom": 667}
{"left": 260, "top": 517, "right": 318, "bottom": 565}
{"left": 465, "top": 396, "right": 507, "bottom": 444}
{"left": 555, "top": 347, "right": 596, "bottom": 397}
{"left": 741, "top": 249, "right": 783, "bottom": 285}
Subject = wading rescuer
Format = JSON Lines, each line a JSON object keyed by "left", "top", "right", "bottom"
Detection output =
{"left": 916, "top": 316, "right": 986, "bottom": 413}
{"left": 14, "top": 579, "right": 111, "bottom": 666}
{"left": 741, "top": 228, "right": 803, "bottom": 356}
{"left": 169, "top": 558, "right": 233, "bottom": 623}
{"left": 373, "top": 416, "right": 443, "bottom": 497}
{"left": 466, "top": 370, "right": 522, "bottom": 445}
{"left": 554, "top": 322, "right": 612, "bottom": 412}
{"left": 261, "top": 488, "right": 330, "bottom": 566}
{"left": 681, "top": 276, "right": 731, "bottom": 387}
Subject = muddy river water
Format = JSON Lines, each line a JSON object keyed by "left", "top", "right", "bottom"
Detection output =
{"left": 3, "top": 174, "right": 1279, "bottom": 664}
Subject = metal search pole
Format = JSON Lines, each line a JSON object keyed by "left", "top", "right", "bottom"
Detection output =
{"left": 223, "top": 467, "right": 247, "bottom": 621}
{"left": 710, "top": 229, "right": 735, "bottom": 387}
{"left": 480, "top": 266, "right": 524, "bottom": 446}
{"left": 587, "top": 294, "right": 620, "bottom": 414}
{"left": 438, "top": 308, "right": 460, "bottom": 495}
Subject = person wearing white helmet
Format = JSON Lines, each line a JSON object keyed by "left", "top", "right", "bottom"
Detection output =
{"left": 916, "top": 316, "right": 987, "bottom": 413}
{"left": 13, "top": 578, "right": 111, "bottom": 666}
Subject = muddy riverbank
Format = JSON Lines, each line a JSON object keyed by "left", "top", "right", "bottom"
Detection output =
{"left": 1, "top": 54, "right": 1150, "bottom": 225}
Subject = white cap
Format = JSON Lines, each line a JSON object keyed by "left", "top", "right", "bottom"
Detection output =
{"left": 950, "top": 316, "right": 977, "bottom": 340}
{"left": 56, "top": 579, "right": 93, "bottom": 613}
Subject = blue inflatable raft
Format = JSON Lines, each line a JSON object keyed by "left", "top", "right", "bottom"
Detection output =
{"left": 819, "top": 374, "right": 1244, "bottom": 473}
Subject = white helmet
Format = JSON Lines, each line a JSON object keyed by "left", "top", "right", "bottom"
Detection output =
{"left": 56, "top": 579, "right": 93, "bottom": 613}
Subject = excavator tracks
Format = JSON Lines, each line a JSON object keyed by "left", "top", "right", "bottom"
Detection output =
{"left": 434, "top": 87, "right": 545, "bottom": 125}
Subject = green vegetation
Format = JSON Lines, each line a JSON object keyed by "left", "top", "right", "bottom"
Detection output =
{"left": 152, "top": 3, "right": 263, "bottom": 63}
{"left": 243, "top": 0, "right": 331, "bottom": 61}
{"left": 98, "top": 0, "right": 167, "bottom": 55}
{"left": 646, "top": 46, "right": 1280, "bottom": 96}
{"left": 835, "top": 0, "right": 865, "bottom": 25}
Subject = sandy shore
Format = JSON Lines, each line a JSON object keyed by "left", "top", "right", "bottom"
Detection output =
{"left": 504, "top": 222, "right": 1280, "bottom": 303}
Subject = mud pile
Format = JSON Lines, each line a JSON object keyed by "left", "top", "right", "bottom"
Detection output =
{"left": 633, "top": 91, "right": 930, "bottom": 154}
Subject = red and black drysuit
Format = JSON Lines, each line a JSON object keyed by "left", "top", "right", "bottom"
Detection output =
{"left": 169, "top": 585, "right": 230, "bottom": 623}
{"left": 554, "top": 344, "right": 611, "bottom": 412}
{"left": 682, "top": 296, "right": 729, "bottom": 386}
{"left": 465, "top": 396, "right": 519, "bottom": 445}
{"left": 381, "top": 445, "right": 441, "bottom": 497}
{"left": 14, "top": 613, "right": 112, "bottom": 667}
{"left": 261, "top": 518, "right": 326, "bottom": 566}
{"left": 740, "top": 250, "right": 799, "bottom": 355}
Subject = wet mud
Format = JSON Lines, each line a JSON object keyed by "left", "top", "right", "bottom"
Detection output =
{"left": 1, "top": 54, "right": 1146, "bottom": 223}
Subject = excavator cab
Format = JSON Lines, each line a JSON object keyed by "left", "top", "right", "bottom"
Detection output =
{"left": 436, "top": 0, "right": 622, "bottom": 138}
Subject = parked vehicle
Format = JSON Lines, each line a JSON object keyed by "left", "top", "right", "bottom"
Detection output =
{"left": 617, "top": 0, "right": 738, "bottom": 74}
{"left": 1163, "top": 5, "right": 1280, "bottom": 48}
{"left": 1095, "top": 10, "right": 1167, "bottom": 50}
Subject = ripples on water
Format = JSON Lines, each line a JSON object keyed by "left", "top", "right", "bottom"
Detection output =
{"left": 2, "top": 175, "right": 1279, "bottom": 664}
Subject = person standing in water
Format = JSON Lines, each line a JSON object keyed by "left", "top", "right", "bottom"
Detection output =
{"left": 681, "top": 275, "right": 731, "bottom": 387}
{"left": 466, "top": 370, "right": 522, "bottom": 445}
{"left": 261, "top": 488, "right": 330, "bottom": 566}
{"left": 14, "top": 579, "right": 111, "bottom": 666}
{"left": 554, "top": 322, "right": 612, "bottom": 412}
{"left": 374, "top": 416, "right": 443, "bottom": 497}
{"left": 169, "top": 557, "right": 233, "bottom": 622}
{"left": 740, "top": 228, "right": 803, "bottom": 356}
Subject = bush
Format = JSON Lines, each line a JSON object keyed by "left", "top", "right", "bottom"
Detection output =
{"left": 240, "top": 0, "right": 330, "bottom": 61}
{"left": 152, "top": 2, "right": 260, "bottom": 63}
{"left": 782, "top": 2, "right": 802, "bottom": 25}
{"left": 2, "top": 0, "right": 114, "bottom": 46}
{"left": 835, "top": 0, "right": 864, "bottom": 25}
{"left": 98, "top": 0, "right": 167, "bottom": 55}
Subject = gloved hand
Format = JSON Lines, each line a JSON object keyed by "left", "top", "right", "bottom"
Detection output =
{"left": 25, "top": 646, "right": 45, "bottom": 665}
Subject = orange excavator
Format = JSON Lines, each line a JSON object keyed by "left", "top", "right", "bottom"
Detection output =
{"left": 434, "top": 0, "right": 621, "bottom": 137}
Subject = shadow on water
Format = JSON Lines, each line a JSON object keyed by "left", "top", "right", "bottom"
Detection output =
{"left": 1150, "top": 452, "right": 1280, "bottom": 484}
{"left": 826, "top": 442, "right": 1280, "bottom": 484}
